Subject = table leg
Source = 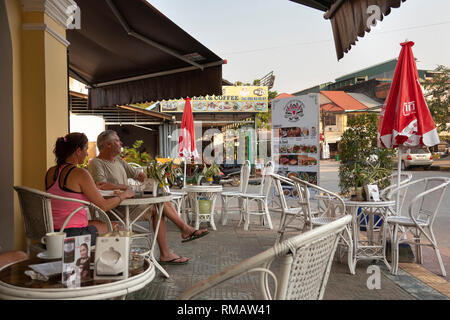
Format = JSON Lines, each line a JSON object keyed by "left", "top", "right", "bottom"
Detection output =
{"left": 351, "top": 207, "right": 358, "bottom": 271}
{"left": 150, "top": 202, "right": 170, "bottom": 279}
{"left": 208, "top": 192, "right": 218, "bottom": 231}
{"left": 368, "top": 208, "right": 374, "bottom": 245}
{"left": 125, "top": 205, "right": 131, "bottom": 231}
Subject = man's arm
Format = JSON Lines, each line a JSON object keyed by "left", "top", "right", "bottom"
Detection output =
{"left": 119, "top": 157, "right": 146, "bottom": 183}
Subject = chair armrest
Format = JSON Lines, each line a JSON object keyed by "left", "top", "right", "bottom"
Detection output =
{"left": 45, "top": 193, "right": 113, "bottom": 233}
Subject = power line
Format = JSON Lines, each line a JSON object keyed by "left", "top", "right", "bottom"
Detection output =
{"left": 223, "top": 20, "right": 450, "bottom": 56}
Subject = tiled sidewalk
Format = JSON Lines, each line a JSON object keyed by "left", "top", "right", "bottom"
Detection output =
{"left": 126, "top": 209, "right": 448, "bottom": 300}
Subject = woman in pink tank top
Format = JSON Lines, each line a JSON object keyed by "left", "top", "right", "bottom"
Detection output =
{"left": 45, "top": 133, "right": 134, "bottom": 245}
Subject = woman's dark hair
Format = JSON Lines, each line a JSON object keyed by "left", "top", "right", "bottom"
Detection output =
{"left": 54, "top": 132, "right": 88, "bottom": 166}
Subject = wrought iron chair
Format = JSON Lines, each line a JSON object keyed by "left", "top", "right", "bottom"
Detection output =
{"left": 239, "top": 161, "right": 274, "bottom": 231}
{"left": 220, "top": 160, "right": 251, "bottom": 226}
{"left": 384, "top": 177, "right": 450, "bottom": 276}
{"left": 13, "top": 186, "right": 113, "bottom": 256}
{"left": 178, "top": 215, "right": 352, "bottom": 300}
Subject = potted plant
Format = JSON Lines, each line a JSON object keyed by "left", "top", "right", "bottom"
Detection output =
{"left": 145, "top": 159, "right": 169, "bottom": 196}
{"left": 338, "top": 114, "right": 395, "bottom": 199}
{"left": 165, "top": 160, "right": 183, "bottom": 188}
{"left": 201, "top": 162, "right": 220, "bottom": 184}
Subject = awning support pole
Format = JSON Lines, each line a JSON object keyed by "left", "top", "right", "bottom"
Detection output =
{"left": 105, "top": 0, "right": 204, "bottom": 70}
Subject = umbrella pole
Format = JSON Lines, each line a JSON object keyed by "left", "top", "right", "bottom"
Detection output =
{"left": 184, "top": 157, "right": 187, "bottom": 188}
{"left": 396, "top": 147, "right": 402, "bottom": 215}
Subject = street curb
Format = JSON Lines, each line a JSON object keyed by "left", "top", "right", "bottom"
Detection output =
{"left": 430, "top": 166, "right": 450, "bottom": 172}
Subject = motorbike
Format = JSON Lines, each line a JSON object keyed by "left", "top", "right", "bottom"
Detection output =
{"left": 217, "top": 164, "right": 242, "bottom": 186}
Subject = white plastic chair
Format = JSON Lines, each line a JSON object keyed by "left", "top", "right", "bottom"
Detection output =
{"left": 384, "top": 177, "right": 450, "bottom": 276}
{"left": 13, "top": 186, "right": 113, "bottom": 256}
{"left": 220, "top": 160, "right": 251, "bottom": 226}
{"left": 239, "top": 161, "right": 274, "bottom": 231}
{"left": 178, "top": 215, "right": 352, "bottom": 300}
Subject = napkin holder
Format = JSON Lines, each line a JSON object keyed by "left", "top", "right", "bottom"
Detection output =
{"left": 94, "top": 232, "right": 130, "bottom": 280}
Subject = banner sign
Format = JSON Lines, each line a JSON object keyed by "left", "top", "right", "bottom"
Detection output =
{"left": 160, "top": 86, "right": 268, "bottom": 113}
{"left": 271, "top": 94, "right": 320, "bottom": 191}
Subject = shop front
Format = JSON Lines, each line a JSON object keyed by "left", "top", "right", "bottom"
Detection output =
{"left": 158, "top": 85, "right": 270, "bottom": 166}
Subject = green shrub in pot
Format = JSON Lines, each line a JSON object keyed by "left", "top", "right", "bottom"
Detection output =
{"left": 338, "top": 113, "right": 395, "bottom": 197}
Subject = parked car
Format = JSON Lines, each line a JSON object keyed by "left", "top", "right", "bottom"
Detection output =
{"left": 393, "top": 147, "right": 433, "bottom": 170}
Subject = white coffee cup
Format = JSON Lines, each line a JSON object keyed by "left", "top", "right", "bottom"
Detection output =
{"left": 41, "top": 232, "right": 66, "bottom": 258}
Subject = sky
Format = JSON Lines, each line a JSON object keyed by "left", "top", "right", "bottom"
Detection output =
{"left": 148, "top": 0, "right": 450, "bottom": 94}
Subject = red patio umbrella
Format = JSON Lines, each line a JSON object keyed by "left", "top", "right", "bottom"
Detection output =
{"left": 378, "top": 41, "right": 439, "bottom": 211}
{"left": 178, "top": 97, "right": 199, "bottom": 186}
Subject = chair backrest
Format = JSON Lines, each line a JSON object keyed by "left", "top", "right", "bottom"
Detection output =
{"left": 14, "top": 186, "right": 55, "bottom": 242}
{"left": 379, "top": 172, "right": 413, "bottom": 203}
{"left": 259, "top": 161, "right": 275, "bottom": 196}
{"left": 270, "top": 173, "right": 308, "bottom": 214}
{"left": 178, "top": 215, "right": 352, "bottom": 300}
{"left": 290, "top": 177, "right": 346, "bottom": 228}
{"left": 127, "top": 162, "right": 142, "bottom": 168}
{"left": 239, "top": 160, "right": 251, "bottom": 193}
{"left": 386, "top": 177, "right": 450, "bottom": 226}
{"left": 13, "top": 186, "right": 112, "bottom": 242}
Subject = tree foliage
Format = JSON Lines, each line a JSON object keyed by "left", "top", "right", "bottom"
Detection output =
{"left": 121, "top": 140, "right": 152, "bottom": 166}
{"left": 423, "top": 65, "right": 450, "bottom": 133}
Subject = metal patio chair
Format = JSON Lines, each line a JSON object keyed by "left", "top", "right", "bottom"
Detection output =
{"left": 384, "top": 177, "right": 450, "bottom": 276}
{"left": 13, "top": 186, "right": 113, "bottom": 256}
{"left": 178, "top": 215, "right": 352, "bottom": 300}
{"left": 238, "top": 161, "right": 275, "bottom": 231}
{"left": 270, "top": 173, "right": 305, "bottom": 242}
{"left": 220, "top": 160, "right": 251, "bottom": 226}
{"left": 289, "top": 177, "right": 355, "bottom": 274}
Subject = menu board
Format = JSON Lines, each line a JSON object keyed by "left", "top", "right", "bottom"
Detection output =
{"left": 160, "top": 86, "right": 268, "bottom": 113}
{"left": 271, "top": 94, "right": 320, "bottom": 190}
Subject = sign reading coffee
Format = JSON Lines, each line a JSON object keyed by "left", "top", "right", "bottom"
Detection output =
{"left": 272, "top": 94, "right": 320, "bottom": 192}
{"left": 160, "top": 86, "right": 268, "bottom": 113}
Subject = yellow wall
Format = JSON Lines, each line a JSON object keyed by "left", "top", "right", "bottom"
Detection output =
{"left": 6, "top": 0, "right": 25, "bottom": 251}
{"left": 5, "top": 0, "right": 69, "bottom": 250}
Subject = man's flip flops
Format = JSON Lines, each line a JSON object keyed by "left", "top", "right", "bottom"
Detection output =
{"left": 159, "top": 256, "right": 189, "bottom": 265}
{"left": 181, "top": 230, "right": 210, "bottom": 243}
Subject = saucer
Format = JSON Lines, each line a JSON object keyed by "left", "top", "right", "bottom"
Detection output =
{"left": 37, "top": 251, "right": 61, "bottom": 260}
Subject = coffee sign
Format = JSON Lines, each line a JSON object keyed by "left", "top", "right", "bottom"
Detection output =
{"left": 160, "top": 86, "right": 268, "bottom": 113}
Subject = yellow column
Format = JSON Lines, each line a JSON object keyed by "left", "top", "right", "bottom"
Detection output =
{"left": 5, "top": 0, "right": 75, "bottom": 250}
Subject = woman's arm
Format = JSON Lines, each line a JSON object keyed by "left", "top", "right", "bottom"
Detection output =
{"left": 76, "top": 168, "right": 134, "bottom": 212}
{"left": 96, "top": 181, "right": 128, "bottom": 191}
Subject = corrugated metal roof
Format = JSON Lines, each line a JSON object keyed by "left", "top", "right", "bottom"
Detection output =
{"left": 347, "top": 93, "right": 382, "bottom": 109}
{"left": 320, "top": 91, "right": 368, "bottom": 112}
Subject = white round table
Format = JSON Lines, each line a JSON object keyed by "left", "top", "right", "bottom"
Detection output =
{"left": 344, "top": 200, "right": 396, "bottom": 270}
{"left": 0, "top": 257, "right": 155, "bottom": 300}
{"left": 182, "top": 185, "right": 223, "bottom": 230}
{"left": 108, "top": 195, "right": 173, "bottom": 278}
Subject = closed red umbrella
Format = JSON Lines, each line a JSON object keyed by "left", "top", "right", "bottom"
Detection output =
{"left": 378, "top": 41, "right": 439, "bottom": 149}
{"left": 178, "top": 97, "right": 199, "bottom": 186}
{"left": 378, "top": 41, "right": 439, "bottom": 212}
